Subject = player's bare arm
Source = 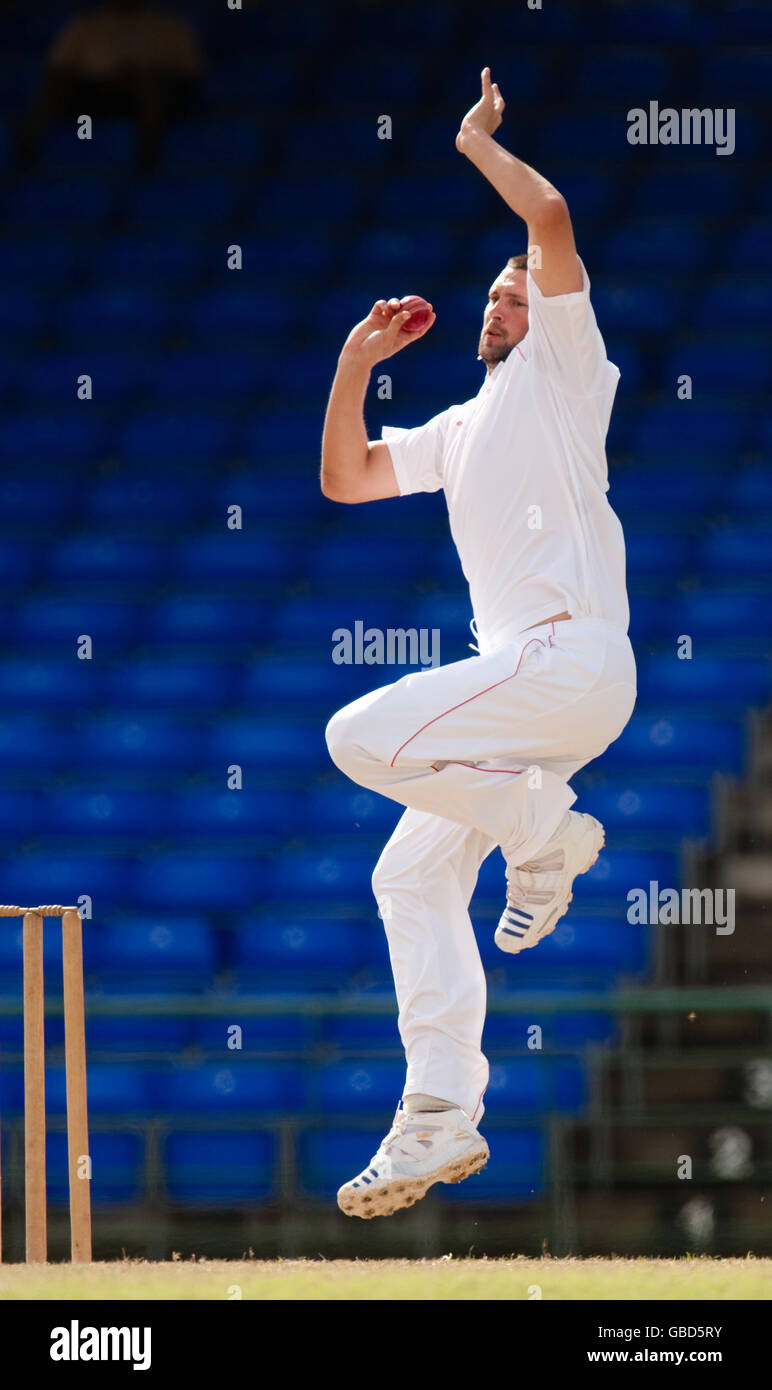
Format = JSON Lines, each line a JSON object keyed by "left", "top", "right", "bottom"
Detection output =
{"left": 320, "top": 297, "right": 436, "bottom": 504}
{"left": 456, "top": 67, "right": 583, "bottom": 298}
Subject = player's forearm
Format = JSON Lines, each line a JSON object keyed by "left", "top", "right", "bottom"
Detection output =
{"left": 456, "top": 128, "right": 566, "bottom": 229}
{"left": 320, "top": 352, "right": 372, "bottom": 499}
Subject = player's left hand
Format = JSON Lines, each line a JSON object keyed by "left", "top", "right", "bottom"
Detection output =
{"left": 456, "top": 66, "right": 505, "bottom": 149}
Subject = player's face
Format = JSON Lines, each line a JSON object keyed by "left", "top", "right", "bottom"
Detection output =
{"left": 478, "top": 268, "right": 529, "bottom": 367}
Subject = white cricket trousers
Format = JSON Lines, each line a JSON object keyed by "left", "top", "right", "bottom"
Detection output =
{"left": 325, "top": 615, "right": 637, "bottom": 1124}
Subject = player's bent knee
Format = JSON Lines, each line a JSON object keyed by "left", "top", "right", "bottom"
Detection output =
{"left": 325, "top": 704, "right": 372, "bottom": 780}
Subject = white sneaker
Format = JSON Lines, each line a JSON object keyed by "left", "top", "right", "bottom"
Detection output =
{"left": 495, "top": 811, "right": 605, "bottom": 955}
{"left": 337, "top": 1104, "right": 489, "bottom": 1219}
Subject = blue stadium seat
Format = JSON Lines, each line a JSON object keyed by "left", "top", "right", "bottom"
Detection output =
{"left": 205, "top": 55, "right": 301, "bottom": 108}
{"left": 76, "top": 715, "right": 202, "bottom": 768}
{"left": 630, "top": 169, "right": 741, "bottom": 217}
{"left": 252, "top": 175, "right": 361, "bottom": 226}
{"left": 186, "top": 288, "right": 293, "bottom": 340}
{"left": 673, "top": 590, "right": 772, "bottom": 639}
{"left": 5, "top": 181, "right": 114, "bottom": 227}
{"left": 645, "top": 652, "right": 772, "bottom": 707}
{"left": 484, "top": 1009, "right": 618, "bottom": 1050}
{"left": 603, "top": 339, "right": 645, "bottom": 395}
{"left": 151, "top": 1062, "right": 304, "bottom": 1114}
{"left": 663, "top": 341, "right": 769, "bottom": 393}
{"left": 49, "top": 535, "right": 166, "bottom": 583}
{"left": 315, "top": 1059, "right": 404, "bottom": 1112}
{"left": 0, "top": 239, "right": 81, "bottom": 287}
{"left": 164, "top": 1132, "right": 275, "bottom": 1204}
{"left": 127, "top": 177, "right": 241, "bottom": 226}
{"left": 38, "top": 121, "right": 134, "bottom": 173}
{"left": 194, "top": 1013, "right": 312, "bottom": 1052}
{"left": 610, "top": 464, "right": 724, "bottom": 516}
{"left": 573, "top": 49, "right": 669, "bottom": 98}
{"left": 0, "top": 290, "right": 48, "bottom": 343}
{"left": 60, "top": 290, "right": 170, "bottom": 343}
{"left": 172, "top": 531, "right": 298, "bottom": 580}
{"left": 305, "top": 536, "right": 429, "bottom": 582}
{"left": 0, "top": 413, "right": 107, "bottom": 465}
{"left": 91, "top": 915, "right": 216, "bottom": 972}
{"left": 148, "top": 599, "right": 265, "bottom": 644}
{"left": 147, "top": 351, "right": 267, "bottom": 404}
{"left": 632, "top": 405, "right": 747, "bottom": 456}
{"left": 701, "top": 49, "right": 772, "bottom": 98}
{"left": 133, "top": 855, "right": 268, "bottom": 910}
{"left": 272, "top": 850, "right": 375, "bottom": 901}
{"left": 730, "top": 467, "right": 772, "bottom": 514}
{"left": 107, "top": 662, "right": 239, "bottom": 705}
{"left": 47, "top": 1132, "right": 144, "bottom": 1205}
{"left": 537, "top": 113, "right": 629, "bottom": 162}
{"left": 207, "top": 717, "right": 323, "bottom": 767}
{"left": 305, "top": 784, "right": 400, "bottom": 836}
{"left": 700, "top": 529, "right": 772, "bottom": 579}
{"left": 85, "top": 1016, "right": 195, "bottom": 1054}
{"left": 603, "top": 221, "right": 712, "bottom": 274}
{"left": 162, "top": 120, "right": 262, "bottom": 171}
{"left": 601, "top": 713, "right": 746, "bottom": 773}
{"left": 591, "top": 280, "right": 685, "bottom": 336}
{"left": 18, "top": 351, "right": 146, "bottom": 405}
{"left": 0, "top": 540, "right": 39, "bottom": 588}
{"left": 0, "top": 852, "right": 132, "bottom": 910}
{"left": 235, "top": 232, "right": 333, "bottom": 277}
{"left": 321, "top": 1013, "right": 402, "bottom": 1051}
{"left": 241, "top": 413, "right": 324, "bottom": 463}
{"left": 273, "top": 597, "right": 404, "bottom": 645}
{"left": 86, "top": 475, "right": 207, "bottom": 522}
{"left": 522, "top": 915, "right": 650, "bottom": 975}
{"left": 624, "top": 529, "right": 693, "bottom": 578}
{"left": 693, "top": 279, "right": 772, "bottom": 330}
{"left": 234, "top": 918, "right": 365, "bottom": 973}
{"left": 242, "top": 659, "right": 368, "bottom": 709}
{"left": 577, "top": 781, "right": 712, "bottom": 837}
{"left": 287, "top": 117, "right": 384, "bottom": 168}
{"left": 89, "top": 473, "right": 199, "bottom": 527}
{"left": 48, "top": 790, "right": 172, "bottom": 836}
{"left": 0, "top": 789, "right": 41, "bottom": 834}
{"left": 119, "top": 414, "right": 233, "bottom": 466}
{"left": 47, "top": 1063, "right": 148, "bottom": 1115}
{"left": 350, "top": 227, "right": 456, "bottom": 276}
{"left": 729, "top": 219, "right": 772, "bottom": 265}
{"left": 93, "top": 237, "right": 207, "bottom": 287}
{"left": 486, "top": 1057, "right": 587, "bottom": 1111}
{"left": 11, "top": 599, "right": 140, "bottom": 648}
{"left": 606, "top": 2, "right": 713, "bottom": 41}
{"left": 171, "top": 788, "right": 300, "bottom": 836}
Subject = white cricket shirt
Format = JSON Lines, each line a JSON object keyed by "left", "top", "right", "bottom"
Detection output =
{"left": 381, "top": 260, "right": 629, "bottom": 653}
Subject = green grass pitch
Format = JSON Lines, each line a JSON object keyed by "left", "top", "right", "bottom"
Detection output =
{"left": 0, "top": 1256, "right": 768, "bottom": 1300}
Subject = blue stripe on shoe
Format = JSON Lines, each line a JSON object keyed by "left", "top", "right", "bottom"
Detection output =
{"left": 506, "top": 906, "right": 534, "bottom": 921}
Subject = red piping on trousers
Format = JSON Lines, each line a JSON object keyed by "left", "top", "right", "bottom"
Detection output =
{"left": 389, "top": 634, "right": 548, "bottom": 768}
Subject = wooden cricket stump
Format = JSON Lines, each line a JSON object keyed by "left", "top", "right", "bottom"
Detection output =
{"left": 0, "top": 905, "right": 91, "bottom": 1263}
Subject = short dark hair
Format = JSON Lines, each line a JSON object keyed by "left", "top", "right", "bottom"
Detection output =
{"left": 507, "top": 254, "right": 528, "bottom": 270}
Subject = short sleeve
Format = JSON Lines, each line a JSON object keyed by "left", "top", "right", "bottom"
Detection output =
{"left": 525, "top": 258, "right": 619, "bottom": 397}
{"left": 381, "top": 407, "right": 452, "bottom": 496}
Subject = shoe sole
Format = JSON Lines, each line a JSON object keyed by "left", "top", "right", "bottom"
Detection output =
{"left": 337, "top": 1138, "right": 490, "bottom": 1219}
{"left": 495, "top": 815, "right": 605, "bottom": 955}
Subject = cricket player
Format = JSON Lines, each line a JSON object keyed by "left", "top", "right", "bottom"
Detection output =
{"left": 320, "top": 69, "right": 636, "bottom": 1218}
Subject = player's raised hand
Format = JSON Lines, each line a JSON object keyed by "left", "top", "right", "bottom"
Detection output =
{"left": 340, "top": 297, "right": 435, "bottom": 367}
{"left": 456, "top": 66, "right": 505, "bottom": 149}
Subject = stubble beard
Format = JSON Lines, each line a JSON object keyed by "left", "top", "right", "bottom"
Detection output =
{"left": 478, "top": 333, "right": 513, "bottom": 366}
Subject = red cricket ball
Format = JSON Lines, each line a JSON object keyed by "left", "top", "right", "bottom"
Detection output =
{"left": 400, "top": 295, "right": 433, "bottom": 332}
